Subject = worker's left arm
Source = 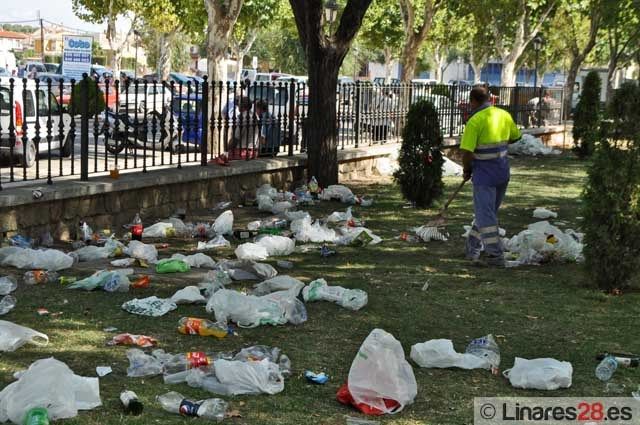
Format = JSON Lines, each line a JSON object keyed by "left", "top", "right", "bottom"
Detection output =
{"left": 508, "top": 117, "right": 522, "bottom": 144}
{"left": 459, "top": 120, "right": 477, "bottom": 182}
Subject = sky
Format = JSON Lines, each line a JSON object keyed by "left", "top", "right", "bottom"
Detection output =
{"left": 2, "top": 0, "right": 131, "bottom": 34}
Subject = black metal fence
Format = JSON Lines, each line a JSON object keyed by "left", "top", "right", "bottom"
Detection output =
{"left": 0, "top": 75, "right": 564, "bottom": 189}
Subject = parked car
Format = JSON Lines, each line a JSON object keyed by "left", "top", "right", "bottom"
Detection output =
{"left": 255, "top": 73, "right": 272, "bottom": 83}
{"left": 119, "top": 80, "right": 172, "bottom": 113}
{"left": 20, "top": 62, "right": 47, "bottom": 79}
{"left": 373, "top": 77, "right": 400, "bottom": 85}
{"left": 44, "top": 63, "right": 59, "bottom": 73}
{"left": 0, "top": 77, "right": 73, "bottom": 167}
{"left": 0, "top": 67, "right": 9, "bottom": 77}
{"left": 120, "top": 70, "right": 135, "bottom": 80}
{"left": 411, "top": 78, "right": 437, "bottom": 85}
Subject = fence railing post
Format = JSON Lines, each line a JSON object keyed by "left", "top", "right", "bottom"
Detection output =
{"left": 537, "top": 84, "right": 543, "bottom": 128}
{"left": 288, "top": 82, "right": 296, "bottom": 156}
{"left": 80, "top": 74, "right": 89, "bottom": 181}
{"left": 354, "top": 81, "right": 361, "bottom": 149}
{"left": 200, "top": 76, "right": 209, "bottom": 166}
{"left": 449, "top": 84, "right": 456, "bottom": 137}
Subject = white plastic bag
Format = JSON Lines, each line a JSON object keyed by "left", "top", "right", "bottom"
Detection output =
{"left": 197, "top": 235, "right": 231, "bottom": 250}
{"left": 171, "top": 253, "right": 216, "bottom": 269}
{"left": 256, "top": 184, "right": 277, "bottom": 199}
{"left": 414, "top": 226, "right": 448, "bottom": 242}
{"left": 257, "top": 195, "right": 275, "bottom": 212}
{"left": 348, "top": 329, "right": 417, "bottom": 414}
{"left": 67, "top": 269, "right": 132, "bottom": 292}
{"left": 272, "top": 201, "right": 294, "bottom": 214}
{"left": 0, "top": 357, "right": 101, "bottom": 424}
{"left": 255, "top": 235, "right": 295, "bottom": 256}
{"left": 235, "top": 243, "right": 269, "bottom": 261}
{"left": 0, "top": 320, "right": 49, "bottom": 352}
{"left": 253, "top": 275, "right": 305, "bottom": 297}
{"left": 217, "top": 260, "right": 278, "bottom": 281}
{"left": 293, "top": 217, "right": 337, "bottom": 243}
{"left": 327, "top": 207, "right": 353, "bottom": 223}
{"left": 504, "top": 358, "right": 573, "bottom": 390}
{"left": 410, "top": 339, "right": 489, "bottom": 369}
{"left": 336, "top": 227, "right": 382, "bottom": 246}
{"left": 122, "top": 296, "right": 177, "bottom": 317}
{"left": 442, "top": 156, "right": 463, "bottom": 176}
{"left": 302, "top": 279, "right": 367, "bottom": 311}
{"left": 206, "top": 289, "right": 299, "bottom": 328}
{"left": 170, "top": 286, "right": 206, "bottom": 304}
{"left": 111, "top": 258, "right": 136, "bottom": 267}
{"left": 142, "top": 222, "right": 174, "bottom": 238}
{"left": 0, "top": 247, "right": 74, "bottom": 271}
{"left": 320, "top": 185, "right": 355, "bottom": 204}
{"left": 213, "top": 211, "right": 234, "bottom": 236}
{"left": 208, "top": 359, "right": 285, "bottom": 395}
{"left": 74, "top": 238, "right": 123, "bottom": 262}
{"left": 533, "top": 207, "right": 558, "bottom": 219}
{"left": 125, "top": 241, "right": 158, "bottom": 263}
{"left": 261, "top": 290, "right": 307, "bottom": 325}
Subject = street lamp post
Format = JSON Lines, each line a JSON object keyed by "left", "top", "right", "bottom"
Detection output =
{"left": 533, "top": 34, "right": 544, "bottom": 127}
{"left": 324, "top": 0, "right": 338, "bottom": 32}
{"left": 133, "top": 30, "right": 141, "bottom": 80}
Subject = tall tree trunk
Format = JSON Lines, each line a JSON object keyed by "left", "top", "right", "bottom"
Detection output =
{"left": 398, "top": 0, "right": 440, "bottom": 82}
{"left": 307, "top": 55, "right": 341, "bottom": 185}
{"left": 383, "top": 47, "right": 393, "bottom": 82}
{"left": 157, "top": 31, "right": 175, "bottom": 80}
{"left": 563, "top": 61, "right": 580, "bottom": 119}
{"left": 106, "top": 13, "right": 118, "bottom": 74}
{"left": 232, "top": 29, "right": 258, "bottom": 82}
{"left": 500, "top": 59, "right": 518, "bottom": 86}
{"left": 470, "top": 60, "right": 482, "bottom": 84}
{"left": 606, "top": 59, "right": 617, "bottom": 104}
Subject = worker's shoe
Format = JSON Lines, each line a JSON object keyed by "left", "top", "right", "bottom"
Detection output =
{"left": 485, "top": 256, "right": 506, "bottom": 268}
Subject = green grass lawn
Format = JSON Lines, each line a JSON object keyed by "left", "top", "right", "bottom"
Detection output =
{"left": 1, "top": 155, "right": 639, "bottom": 425}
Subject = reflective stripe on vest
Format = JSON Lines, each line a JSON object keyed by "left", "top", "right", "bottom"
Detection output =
{"left": 474, "top": 150, "right": 508, "bottom": 160}
{"left": 474, "top": 141, "right": 509, "bottom": 160}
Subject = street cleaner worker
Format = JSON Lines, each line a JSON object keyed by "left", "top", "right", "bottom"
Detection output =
{"left": 460, "top": 85, "right": 521, "bottom": 267}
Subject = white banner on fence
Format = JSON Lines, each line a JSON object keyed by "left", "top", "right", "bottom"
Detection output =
{"left": 62, "top": 35, "right": 93, "bottom": 81}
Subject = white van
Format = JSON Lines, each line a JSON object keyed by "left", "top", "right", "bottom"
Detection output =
{"left": 0, "top": 78, "right": 73, "bottom": 167}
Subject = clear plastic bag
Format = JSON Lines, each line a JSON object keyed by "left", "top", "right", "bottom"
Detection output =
{"left": 327, "top": 207, "right": 353, "bottom": 223}
{"left": 0, "top": 357, "right": 101, "bottom": 423}
{"left": 319, "top": 185, "right": 355, "bottom": 204}
{"left": 235, "top": 243, "right": 269, "bottom": 261}
{"left": 171, "top": 286, "right": 206, "bottom": 304}
{"left": 171, "top": 253, "right": 216, "bottom": 269}
{"left": 302, "top": 279, "right": 367, "bottom": 311}
{"left": 410, "top": 339, "right": 489, "bottom": 369}
{"left": 206, "top": 289, "right": 295, "bottom": 328}
{"left": 347, "top": 329, "right": 417, "bottom": 415}
{"left": 252, "top": 276, "right": 305, "bottom": 297}
{"left": 261, "top": 290, "right": 308, "bottom": 325}
{"left": 256, "top": 184, "right": 277, "bottom": 199}
{"left": 211, "top": 359, "right": 284, "bottom": 395}
{"left": 0, "top": 247, "right": 74, "bottom": 271}
{"left": 125, "top": 241, "right": 158, "bottom": 263}
{"left": 0, "top": 276, "right": 17, "bottom": 296}
{"left": 255, "top": 235, "right": 295, "bottom": 256}
{"left": 0, "top": 320, "right": 49, "bottom": 352}
{"left": 126, "top": 348, "right": 165, "bottom": 377}
{"left": 293, "top": 217, "right": 337, "bottom": 243}
{"left": 67, "top": 269, "right": 133, "bottom": 292}
{"left": 503, "top": 357, "right": 573, "bottom": 390}
{"left": 142, "top": 222, "right": 174, "bottom": 238}
{"left": 213, "top": 211, "right": 234, "bottom": 236}
{"left": 197, "top": 235, "right": 231, "bottom": 250}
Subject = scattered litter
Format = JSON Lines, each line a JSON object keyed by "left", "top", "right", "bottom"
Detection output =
{"left": 631, "top": 386, "right": 640, "bottom": 401}
{"left": 214, "top": 201, "right": 232, "bottom": 210}
{"left": 0, "top": 276, "right": 17, "bottom": 295}
{"left": 171, "top": 253, "right": 216, "bottom": 269}
{"left": 235, "top": 243, "right": 269, "bottom": 261}
{"left": 255, "top": 235, "right": 295, "bottom": 256}
{"left": 96, "top": 366, "right": 112, "bottom": 377}
{"left": 124, "top": 241, "right": 158, "bottom": 264}
{"left": 206, "top": 289, "right": 306, "bottom": 328}
{"left": 120, "top": 390, "right": 144, "bottom": 416}
{"left": 0, "top": 357, "right": 101, "bottom": 423}
{"left": 293, "top": 217, "right": 337, "bottom": 243}
{"left": 504, "top": 358, "right": 572, "bottom": 390}
{"left": 505, "top": 221, "right": 583, "bottom": 265}
{"left": 508, "top": 134, "right": 561, "bottom": 156}
{"left": 24, "top": 270, "right": 59, "bottom": 285}
{"left": 414, "top": 226, "right": 448, "bottom": 242}
{"left": 398, "top": 232, "right": 420, "bottom": 243}
{"left": 336, "top": 227, "right": 382, "bottom": 246}
{"left": 305, "top": 371, "right": 329, "bottom": 384}
{"left": 67, "top": 269, "right": 133, "bottom": 292}
{"left": 0, "top": 295, "right": 16, "bottom": 315}
{"left": 108, "top": 333, "right": 158, "bottom": 348}
{"left": 533, "top": 207, "right": 558, "bottom": 219}
{"left": 605, "top": 382, "right": 626, "bottom": 394}
{"left": 247, "top": 220, "right": 261, "bottom": 231}
{"left": 421, "top": 282, "right": 430, "bottom": 291}
{"left": 103, "top": 327, "right": 118, "bottom": 333}
{"left": 217, "top": 260, "right": 278, "bottom": 281}
{"left": 337, "top": 329, "right": 417, "bottom": 415}
{"left": 9, "top": 235, "right": 32, "bottom": 248}
{"left": 156, "top": 259, "right": 191, "bottom": 273}
{"left": 131, "top": 275, "right": 150, "bottom": 289}
{"left": 327, "top": 207, "right": 353, "bottom": 223}
{"left": 442, "top": 156, "right": 463, "bottom": 177}
{"left": 596, "top": 355, "right": 618, "bottom": 381}
{"left": 178, "top": 317, "right": 228, "bottom": 338}
{"left": 126, "top": 349, "right": 166, "bottom": 377}
{"left": 197, "top": 235, "right": 231, "bottom": 250}
{"left": 122, "top": 296, "right": 177, "bottom": 317}
{"left": 187, "top": 358, "right": 285, "bottom": 396}
{"left": 110, "top": 258, "right": 136, "bottom": 267}
{"left": 277, "top": 260, "right": 294, "bottom": 269}
{"left": 465, "top": 334, "right": 501, "bottom": 374}
{"left": 213, "top": 211, "right": 234, "bottom": 236}
{"left": 0, "top": 247, "right": 75, "bottom": 271}
{"left": 171, "top": 286, "right": 206, "bottom": 304}
{"left": 319, "top": 185, "right": 356, "bottom": 204}
{"left": 157, "top": 391, "right": 228, "bottom": 419}
{"left": 320, "top": 245, "right": 336, "bottom": 257}
{"left": 36, "top": 308, "right": 49, "bottom": 316}
{"left": 410, "top": 339, "right": 494, "bottom": 370}
{"left": 302, "top": 279, "right": 367, "bottom": 311}
{"left": 252, "top": 276, "right": 305, "bottom": 297}
{"left": 0, "top": 320, "right": 49, "bottom": 352}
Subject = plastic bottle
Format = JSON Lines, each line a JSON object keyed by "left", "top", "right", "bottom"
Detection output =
{"left": 24, "top": 270, "right": 59, "bottom": 285}
{"left": 233, "top": 229, "right": 259, "bottom": 240}
{"left": 163, "top": 352, "right": 215, "bottom": 375}
{"left": 596, "top": 355, "right": 618, "bottom": 381}
{"left": 78, "top": 221, "right": 93, "bottom": 243}
{"left": 131, "top": 213, "right": 143, "bottom": 241}
{"left": 23, "top": 407, "right": 49, "bottom": 425}
{"left": 157, "top": 391, "right": 228, "bottom": 421}
{"left": 465, "top": 334, "right": 501, "bottom": 374}
{"left": 308, "top": 176, "right": 319, "bottom": 198}
{"left": 120, "top": 390, "right": 144, "bottom": 416}
{"left": 0, "top": 295, "right": 16, "bottom": 315}
{"left": 178, "top": 317, "right": 228, "bottom": 339}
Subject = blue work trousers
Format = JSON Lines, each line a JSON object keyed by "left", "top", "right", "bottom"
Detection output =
{"left": 465, "top": 182, "right": 508, "bottom": 260}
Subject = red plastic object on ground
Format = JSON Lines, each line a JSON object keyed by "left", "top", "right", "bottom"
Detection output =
{"left": 336, "top": 382, "right": 400, "bottom": 416}
{"left": 131, "top": 275, "right": 150, "bottom": 289}
{"left": 108, "top": 333, "right": 158, "bottom": 348}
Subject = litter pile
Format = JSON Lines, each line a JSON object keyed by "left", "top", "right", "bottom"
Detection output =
{"left": 504, "top": 221, "right": 584, "bottom": 265}
{"left": 508, "top": 134, "right": 561, "bottom": 156}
